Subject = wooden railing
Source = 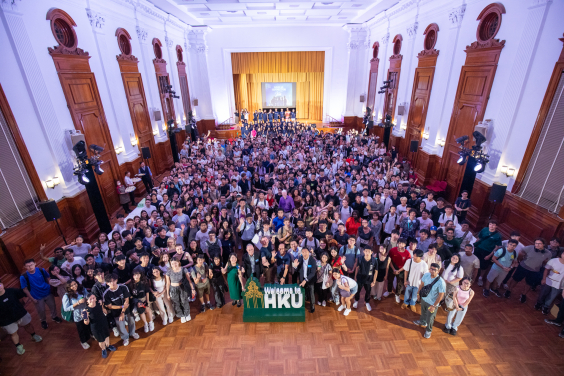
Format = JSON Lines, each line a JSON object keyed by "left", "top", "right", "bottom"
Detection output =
{"left": 217, "top": 117, "right": 235, "bottom": 130}
{"left": 325, "top": 114, "right": 343, "bottom": 126}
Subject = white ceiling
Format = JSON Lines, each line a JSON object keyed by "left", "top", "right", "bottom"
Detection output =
{"left": 155, "top": 0, "right": 398, "bottom": 26}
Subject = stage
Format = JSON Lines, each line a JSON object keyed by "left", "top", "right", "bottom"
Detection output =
{"left": 213, "top": 118, "right": 341, "bottom": 139}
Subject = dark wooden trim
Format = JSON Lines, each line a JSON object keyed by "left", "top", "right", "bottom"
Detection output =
{"left": 512, "top": 34, "right": 564, "bottom": 193}
{"left": 0, "top": 84, "right": 47, "bottom": 202}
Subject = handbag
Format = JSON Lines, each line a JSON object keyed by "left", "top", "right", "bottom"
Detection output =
{"left": 420, "top": 276, "right": 440, "bottom": 298}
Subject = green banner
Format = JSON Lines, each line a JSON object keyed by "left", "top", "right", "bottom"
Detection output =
{"left": 242, "top": 277, "right": 305, "bottom": 322}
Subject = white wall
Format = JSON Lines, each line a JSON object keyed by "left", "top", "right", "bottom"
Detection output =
{"left": 363, "top": 0, "right": 563, "bottom": 190}
{"left": 205, "top": 25, "right": 350, "bottom": 122}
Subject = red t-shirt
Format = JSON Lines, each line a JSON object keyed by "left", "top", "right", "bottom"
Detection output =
{"left": 389, "top": 247, "right": 411, "bottom": 269}
{"left": 345, "top": 217, "right": 362, "bottom": 236}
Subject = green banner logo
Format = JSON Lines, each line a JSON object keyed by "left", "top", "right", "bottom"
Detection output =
{"left": 242, "top": 277, "right": 305, "bottom": 322}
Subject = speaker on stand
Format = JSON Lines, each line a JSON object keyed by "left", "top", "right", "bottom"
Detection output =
{"left": 39, "top": 199, "right": 67, "bottom": 245}
{"left": 488, "top": 182, "right": 507, "bottom": 219}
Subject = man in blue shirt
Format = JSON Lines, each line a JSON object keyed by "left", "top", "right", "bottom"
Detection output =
{"left": 413, "top": 263, "right": 446, "bottom": 338}
{"left": 272, "top": 209, "right": 285, "bottom": 232}
{"left": 275, "top": 244, "right": 291, "bottom": 285}
{"left": 20, "top": 259, "right": 62, "bottom": 329}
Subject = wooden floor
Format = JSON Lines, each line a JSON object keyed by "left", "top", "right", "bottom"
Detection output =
{"left": 1, "top": 287, "right": 563, "bottom": 376}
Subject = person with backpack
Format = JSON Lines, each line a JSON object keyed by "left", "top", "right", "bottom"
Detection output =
{"left": 474, "top": 220, "right": 503, "bottom": 287}
{"left": 0, "top": 280, "right": 43, "bottom": 355}
{"left": 483, "top": 239, "right": 518, "bottom": 298}
{"left": 388, "top": 238, "right": 412, "bottom": 304}
{"left": 413, "top": 263, "right": 446, "bottom": 339}
{"left": 61, "top": 280, "right": 91, "bottom": 349}
{"left": 20, "top": 259, "right": 63, "bottom": 329}
{"left": 339, "top": 237, "right": 359, "bottom": 278}
{"left": 443, "top": 277, "right": 474, "bottom": 336}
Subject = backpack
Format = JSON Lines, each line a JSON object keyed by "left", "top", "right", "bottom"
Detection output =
{"left": 496, "top": 247, "right": 516, "bottom": 261}
{"left": 22, "top": 268, "right": 49, "bottom": 294}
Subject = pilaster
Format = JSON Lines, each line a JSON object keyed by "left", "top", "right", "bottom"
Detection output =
{"left": 0, "top": 1, "right": 82, "bottom": 197}
{"left": 479, "top": 0, "right": 553, "bottom": 185}
{"left": 187, "top": 26, "right": 214, "bottom": 121}
{"left": 422, "top": 4, "right": 466, "bottom": 156}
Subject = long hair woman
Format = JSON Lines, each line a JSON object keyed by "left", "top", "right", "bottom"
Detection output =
{"left": 62, "top": 280, "right": 91, "bottom": 349}
{"left": 151, "top": 268, "right": 175, "bottom": 325}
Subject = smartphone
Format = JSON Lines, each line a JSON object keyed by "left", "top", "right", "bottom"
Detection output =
{"left": 81, "top": 310, "right": 88, "bottom": 320}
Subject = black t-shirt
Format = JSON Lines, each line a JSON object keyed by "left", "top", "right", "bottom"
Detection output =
{"left": 210, "top": 263, "right": 223, "bottom": 279}
{"left": 334, "top": 233, "right": 350, "bottom": 246}
{"left": 130, "top": 281, "right": 150, "bottom": 300}
{"left": 155, "top": 235, "right": 169, "bottom": 249}
{"left": 115, "top": 264, "right": 132, "bottom": 284}
{"left": 348, "top": 191, "right": 359, "bottom": 204}
{"left": 358, "top": 257, "right": 378, "bottom": 277}
{"left": 0, "top": 288, "right": 28, "bottom": 326}
{"left": 313, "top": 229, "right": 328, "bottom": 241}
{"left": 103, "top": 285, "right": 132, "bottom": 317}
{"left": 351, "top": 201, "right": 367, "bottom": 215}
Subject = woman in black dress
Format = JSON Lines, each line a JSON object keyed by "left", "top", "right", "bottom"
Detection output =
{"left": 84, "top": 294, "right": 116, "bottom": 358}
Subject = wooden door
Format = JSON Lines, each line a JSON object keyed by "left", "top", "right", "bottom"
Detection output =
{"left": 403, "top": 66, "right": 435, "bottom": 161}
{"left": 441, "top": 65, "right": 496, "bottom": 203}
{"left": 60, "top": 73, "right": 120, "bottom": 213}
{"left": 122, "top": 73, "right": 157, "bottom": 174}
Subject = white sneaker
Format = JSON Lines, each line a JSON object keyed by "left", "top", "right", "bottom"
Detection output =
{"left": 149, "top": 321, "right": 155, "bottom": 331}
{"left": 353, "top": 301, "right": 358, "bottom": 309}
{"left": 337, "top": 305, "right": 345, "bottom": 312}
{"left": 395, "top": 295, "right": 401, "bottom": 304}
{"left": 366, "top": 303, "right": 372, "bottom": 312}
{"left": 344, "top": 308, "right": 351, "bottom": 316}
{"left": 317, "top": 301, "right": 322, "bottom": 306}
{"left": 134, "top": 314, "right": 141, "bottom": 322}
{"left": 322, "top": 301, "right": 326, "bottom": 307}
{"left": 185, "top": 315, "right": 191, "bottom": 322}
{"left": 131, "top": 333, "right": 140, "bottom": 340}
{"left": 478, "top": 277, "right": 483, "bottom": 287}
{"left": 123, "top": 338, "right": 129, "bottom": 346}
{"left": 168, "top": 315, "right": 174, "bottom": 322}
{"left": 81, "top": 342, "right": 90, "bottom": 350}
{"left": 144, "top": 324, "right": 149, "bottom": 333}
{"left": 181, "top": 316, "right": 187, "bottom": 323}
{"left": 113, "top": 327, "right": 120, "bottom": 337}
{"left": 163, "top": 317, "right": 168, "bottom": 326}
{"left": 383, "top": 291, "right": 390, "bottom": 297}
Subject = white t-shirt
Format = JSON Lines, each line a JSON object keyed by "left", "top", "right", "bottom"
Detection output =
{"left": 338, "top": 275, "right": 358, "bottom": 290}
{"left": 459, "top": 253, "right": 480, "bottom": 279}
{"left": 61, "top": 257, "right": 86, "bottom": 274}
{"left": 545, "top": 258, "right": 564, "bottom": 289}
{"left": 441, "top": 263, "right": 464, "bottom": 285}
{"left": 404, "top": 259, "right": 429, "bottom": 287}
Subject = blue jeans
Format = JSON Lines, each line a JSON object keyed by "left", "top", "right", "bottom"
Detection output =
{"left": 404, "top": 285, "right": 419, "bottom": 306}
{"left": 446, "top": 306, "right": 468, "bottom": 330}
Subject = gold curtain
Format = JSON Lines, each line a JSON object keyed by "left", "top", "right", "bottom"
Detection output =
{"left": 232, "top": 52, "right": 324, "bottom": 121}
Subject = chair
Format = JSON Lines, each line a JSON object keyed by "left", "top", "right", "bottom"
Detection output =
{"left": 427, "top": 181, "right": 447, "bottom": 196}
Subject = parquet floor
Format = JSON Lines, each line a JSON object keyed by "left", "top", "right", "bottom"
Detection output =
{"left": 1, "top": 287, "right": 563, "bottom": 376}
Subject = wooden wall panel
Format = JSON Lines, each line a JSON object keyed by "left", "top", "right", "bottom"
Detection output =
{"left": 0, "top": 190, "right": 98, "bottom": 286}
{"left": 466, "top": 179, "right": 564, "bottom": 245}
{"left": 414, "top": 149, "right": 441, "bottom": 187}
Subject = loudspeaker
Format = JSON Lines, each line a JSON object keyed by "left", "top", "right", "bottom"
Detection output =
{"left": 153, "top": 110, "right": 162, "bottom": 121}
{"left": 489, "top": 182, "right": 507, "bottom": 203}
{"left": 141, "top": 147, "right": 151, "bottom": 159}
{"left": 70, "top": 131, "right": 85, "bottom": 148}
{"left": 39, "top": 199, "right": 61, "bottom": 222}
{"left": 410, "top": 140, "right": 419, "bottom": 152}
{"left": 360, "top": 95, "right": 365, "bottom": 102}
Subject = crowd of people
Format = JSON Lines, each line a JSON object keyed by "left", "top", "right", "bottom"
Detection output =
{"left": 2, "top": 129, "right": 564, "bottom": 359}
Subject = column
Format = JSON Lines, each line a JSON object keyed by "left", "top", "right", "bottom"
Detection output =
{"left": 343, "top": 25, "right": 370, "bottom": 117}
{"left": 479, "top": 0, "right": 553, "bottom": 185}
{"left": 0, "top": 0, "right": 82, "bottom": 197}
{"left": 374, "top": 32, "right": 390, "bottom": 121}
{"left": 86, "top": 8, "right": 139, "bottom": 163}
{"left": 136, "top": 25, "right": 167, "bottom": 143}
{"left": 164, "top": 30, "right": 183, "bottom": 125}
{"left": 187, "top": 26, "right": 214, "bottom": 121}
{"left": 393, "top": 21, "right": 418, "bottom": 137}
{"left": 422, "top": 4, "right": 466, "bottom": 156}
